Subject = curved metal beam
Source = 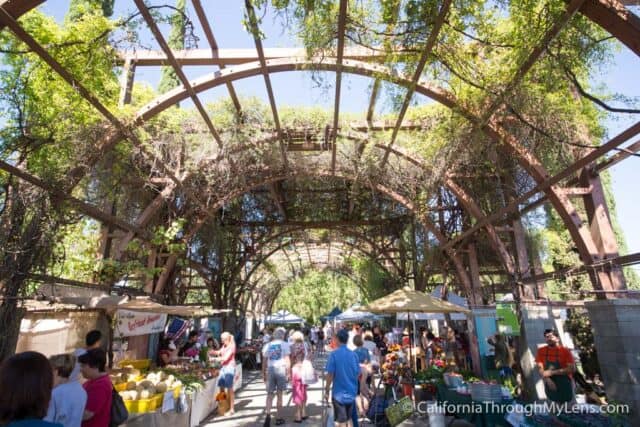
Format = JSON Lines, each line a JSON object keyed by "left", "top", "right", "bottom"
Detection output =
{"left": 125, "top": 58, "right": 600, "bottom": 279}
{"left": 241, "top": 236, "right": 396, "bottom": 298}
{"left": 4, "top": 0, "right": 636, "bottom": 292}
{"left": 179, "top": 167, "right": 474, "bottom": 297}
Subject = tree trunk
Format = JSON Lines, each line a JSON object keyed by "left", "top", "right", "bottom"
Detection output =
{"left": 0, "top": 301, "right": 25, "bottom": 362}
{"left": 0, "top": 179, "right": 59, "bottom": 361}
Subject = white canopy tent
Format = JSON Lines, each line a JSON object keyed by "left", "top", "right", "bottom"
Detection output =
{"left": 335, "top": 306, "right": 380, "bottom": 322}
{"left": 264, "top": 309, "right": 304, "bottom": 324}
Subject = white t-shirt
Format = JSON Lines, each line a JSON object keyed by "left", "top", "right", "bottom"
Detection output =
{"left": 363, "top": 340, "right": 378, "bottom": 365}
{"left": 45, "top": 381, "right": 88, "bottom": 427}
{"left": 347, "top": 330, "right": 357, "bottom": 350}
{"left": 262, "top": 339, "right": 290, "bottom": 370}
{"left": 310, "top": 328, "right": 318, "bottom": 343}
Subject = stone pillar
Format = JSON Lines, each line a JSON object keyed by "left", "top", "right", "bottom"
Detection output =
{"left": 585, "top": 299, "right": 640, "bottom": 417}
{"left": 520, "top": 304, "right": 574, "bottom": 400}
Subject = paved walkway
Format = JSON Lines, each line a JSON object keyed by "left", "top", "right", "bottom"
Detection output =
{"left": 202, "top": 351, "right": 331, "bottom": 427}
{"left": 201, "top": 351, "right": 442, "bottom": 427}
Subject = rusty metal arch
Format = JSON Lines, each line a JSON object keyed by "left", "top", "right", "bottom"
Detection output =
{"left": 199, "top": 222, "right": 404, "bottom": 302}
{"left": 1, "top": 0, "right": 636, "bottom": 292}
{"left": 2, "top": 1, "right": 638, "bottom": 56}
{"left": 175, "top": 167, "right": 475, "bottom": 298}
{"left": 125, "top": 57, "right": 613, "bottom": 290}
{"left": 240, "top": 235, "right": 398, "bottom": 298}
{"left": 183, "top": 131, "right": 519, "bottom": 278}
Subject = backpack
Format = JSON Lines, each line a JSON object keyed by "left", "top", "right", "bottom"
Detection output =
{"left": 110, "top": 387, "right": 128, "bottom": 427}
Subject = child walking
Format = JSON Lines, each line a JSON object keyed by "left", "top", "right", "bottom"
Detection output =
{"left": 290, "top": 340, "right": 308, "bottom": 423}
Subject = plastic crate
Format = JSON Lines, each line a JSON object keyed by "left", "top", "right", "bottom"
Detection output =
{"left": 117, "top": 359, "right": 151, "bottom": 370}
{"left": 124, "top": 395, "right": 160, "bottom": 414}
{"left": 470, "top": 383, "right": 502, "bottom": 402}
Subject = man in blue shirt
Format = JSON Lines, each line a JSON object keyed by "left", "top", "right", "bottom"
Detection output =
{"left": 325, "top": 328, "right": 360, "bottom": 427}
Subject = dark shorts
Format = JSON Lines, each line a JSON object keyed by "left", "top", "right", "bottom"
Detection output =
{"left": 332, "top": 399, "right": 354, "bottom": 423}
{"left": 218, "top": 364, "right": 235, "bottom": 389}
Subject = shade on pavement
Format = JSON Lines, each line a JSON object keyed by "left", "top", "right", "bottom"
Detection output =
{"left": 358, "top": 286, "right": 471, "bottom": 315}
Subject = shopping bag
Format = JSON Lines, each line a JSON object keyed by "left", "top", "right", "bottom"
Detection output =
{"left": 216, "top": 391, "right": 229, "bottom": 416}
{"left": 301, "top": 359, "right": 318, "bottom": 385}
{"left": 384, "top": 396, "right": 413, "bottom": 426}
{"left": 324, "top": 404, "right": 334, "bottom": 427}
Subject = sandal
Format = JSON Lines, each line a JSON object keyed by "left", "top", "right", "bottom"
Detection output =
{"left": 293, "top": 420, "right": 303, "bottom": 424}
{"left": 275, "top": 419, "right": 286, "bottom": 425}
{"left": 301, "top": 416, "right": 309, "bottom": 420}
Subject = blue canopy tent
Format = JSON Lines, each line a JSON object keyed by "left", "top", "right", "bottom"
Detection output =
{"left": 320, "top": 306, "right": 342, "bottom": 323}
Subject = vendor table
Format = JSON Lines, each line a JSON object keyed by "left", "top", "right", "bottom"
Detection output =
{"left": 122, "top": 363, "right": 243, "bottom": 427}
{"left": 437, "top": 384, "right": 512, "bottom": 427}
{"left": 189, "top": 377, "right": 219, "bottom": 427}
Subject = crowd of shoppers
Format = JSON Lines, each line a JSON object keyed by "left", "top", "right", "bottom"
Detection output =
{"left": 0, "top": 330, "right": 111, "bottom": 427}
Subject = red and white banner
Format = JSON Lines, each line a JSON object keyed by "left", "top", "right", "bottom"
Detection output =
{"left": 115, "top": 310, "right": 167, "bottom": 337}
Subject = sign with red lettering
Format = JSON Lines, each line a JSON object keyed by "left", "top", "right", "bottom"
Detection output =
{"left": 115, "top": 309, "right": 168, "bottom": 337}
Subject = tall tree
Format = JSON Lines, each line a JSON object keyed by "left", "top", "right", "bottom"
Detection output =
{"left": 0, "top": 7, "right": 118, "bottom": 360}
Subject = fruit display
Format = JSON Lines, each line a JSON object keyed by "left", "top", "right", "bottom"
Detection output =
{"left": 117, "top": 371, "right": 182, "bottom": 401}
{"left": 110, "top": 367, "right": 183, "bottom": 414}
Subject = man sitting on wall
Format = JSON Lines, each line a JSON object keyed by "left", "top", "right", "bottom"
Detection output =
{"left": 535, "top": 329, "right": 576, "bottom": 404}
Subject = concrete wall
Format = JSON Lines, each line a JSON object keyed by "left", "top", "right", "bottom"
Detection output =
{"left": 520, "top": 304, "right": 574, "bottom": 400}
{"left": 586, "top": 299, "right": 640, "bottom": 417}
{"left": 17, "top": 310, "right": 110, "bottom": 357}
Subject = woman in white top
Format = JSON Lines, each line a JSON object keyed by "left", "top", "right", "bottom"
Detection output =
{"left": 45, "top": 354, "right": 87, "bottom": 427}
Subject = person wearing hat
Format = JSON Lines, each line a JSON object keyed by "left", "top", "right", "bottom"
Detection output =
{"left": 78, "top": 349, "right": 111, "bottom": 427}
{"left": 325, "top": 329, "right": 360, "bottom": 427}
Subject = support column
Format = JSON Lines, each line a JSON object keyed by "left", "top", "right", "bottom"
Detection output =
{"left": 580, "top": 169, "right": 626, "bottom": 294}
{"left": 512, "top": 217, "right": 537, "bottom": 300}
{"left": 586, "top": 299, "right": 640, "bottom": 417}
{"left": 467, "top": 242, "right": 484, "bottom": 305}
{"left": 459, "top": 244, "right": 482, "bottom": 377}
{"left": 118, "top": 58, "right": 136, "bottom": 107}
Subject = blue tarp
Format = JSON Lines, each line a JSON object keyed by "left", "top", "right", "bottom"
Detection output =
{"left": 321, "top": 306, "right": 342, "bottom": 321}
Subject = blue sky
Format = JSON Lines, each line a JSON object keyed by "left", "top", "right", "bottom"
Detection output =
{"left": 36, "top": 1, "right": 640, "bottom": 259}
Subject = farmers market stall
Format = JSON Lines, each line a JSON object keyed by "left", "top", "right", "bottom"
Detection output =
{"left": 103, "top": 299, "right": 234, "bottom": 427}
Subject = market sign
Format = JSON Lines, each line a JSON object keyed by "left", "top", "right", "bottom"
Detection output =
{"left": 496, "top": 303, "right": 520, "bottom": 336}
{"left": 116, "top": 309, "right": 167, "bottom": 337}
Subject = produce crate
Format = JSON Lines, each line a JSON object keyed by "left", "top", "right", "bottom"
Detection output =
{"left": 117, "top": 359, "right": 151, "bottom": 370}
{"left": 124, "top": 395, "right": 161, "bottom": 414}
{"left": 470, "top": 383, "right": 502, "bottom": 402}
{"left": 112, "top": 375, "right": 143, "bottom": 392}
